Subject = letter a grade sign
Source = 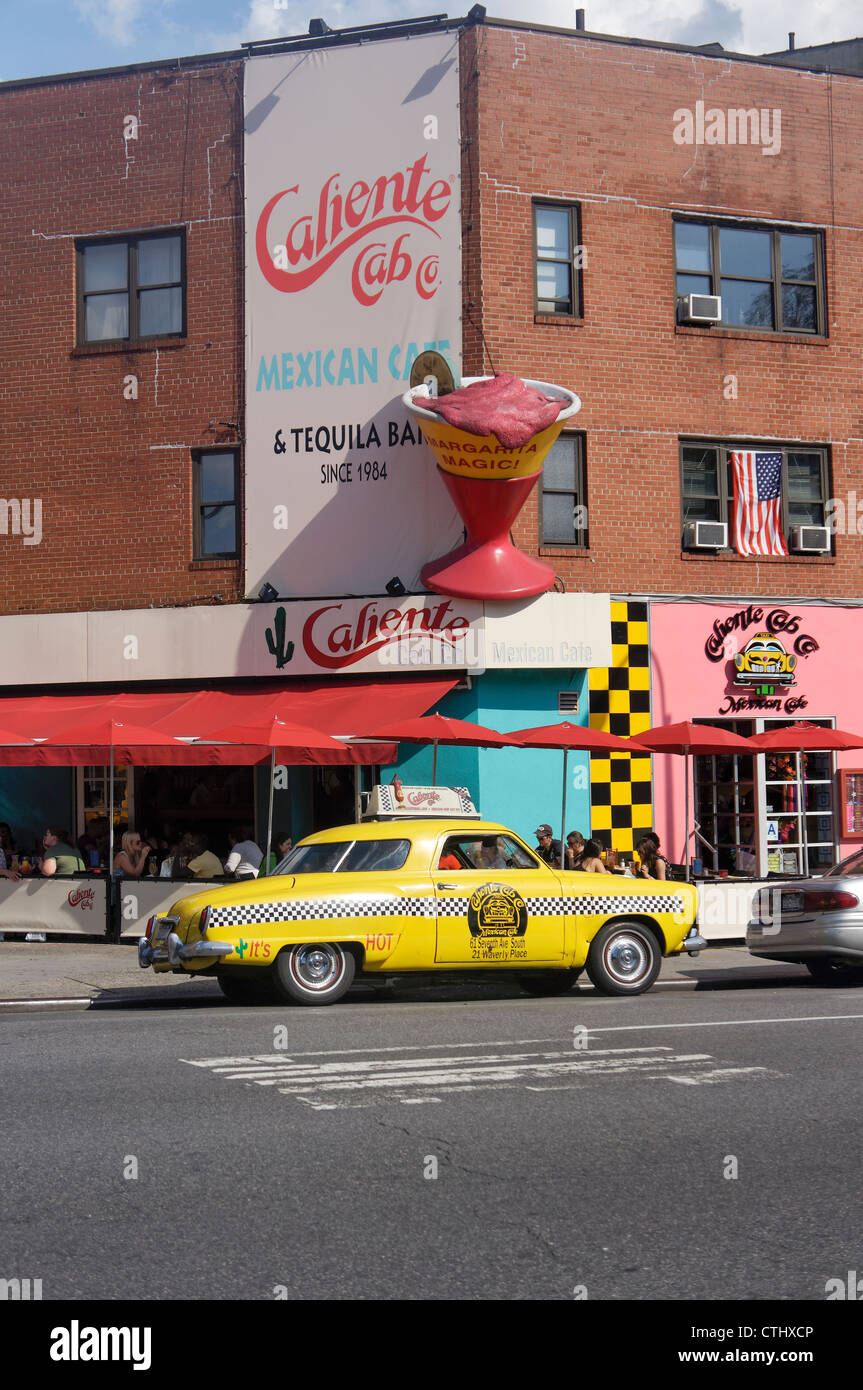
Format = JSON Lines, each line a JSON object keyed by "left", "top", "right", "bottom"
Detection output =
{"left": 244, "top": 36, "right": 464, "bottom": 598}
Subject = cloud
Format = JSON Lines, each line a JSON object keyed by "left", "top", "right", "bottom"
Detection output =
{"left": 73, "top": 0, "right": 149, "bottom": 47}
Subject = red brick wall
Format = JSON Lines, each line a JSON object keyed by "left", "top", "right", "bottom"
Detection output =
{"left": 0, "top": 58, "right": 244, "bottom": 616}
{"left": 5, "top": 31, "right": 862, "bottom": 620}
{"left": 467, "top": 24, "right": 863, "bottom": 599}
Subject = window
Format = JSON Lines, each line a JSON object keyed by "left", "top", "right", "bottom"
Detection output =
{"left": 680, "top": 442, "right": 830, "bottom": 551}
{"left": 674, "top": 219, "right": 825, "bottom": 334}
{"left": 534, "top": 203, "right": 580, "bottom": 315}
{"left": 540, "top": 434, "right": 587, "bottom": 547}
{"left": 438, "top": 835, "right": 539, "bottom": 870}
{"left": 77, "top": 231, "right": 185, "bottom": 344}
{"left": 280, "top": 839, "right": 411, "bottom": 873}
{"left": 193, "top": 449, "right": 239, "bottom": 559}
{"left": 694, "top": 719, "right": 837, "bottom": 876}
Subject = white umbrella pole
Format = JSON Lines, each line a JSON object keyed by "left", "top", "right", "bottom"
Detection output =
{"left": 798, "top": 750, "right": 809, "bottom": 877}
{"left": 108, "top": 747, "right": 115, "bottom": 874}
{"left": 265, "top": 748, "right": 275, "bottom": 876}
{"left": 685, "top": 752, "right": 691, "bottom": 881}
{"left": 560, "top": 750, "right": 568, "bottom": 870}
{"left": 432, "top": 741, "right": 438, "bottom": 787}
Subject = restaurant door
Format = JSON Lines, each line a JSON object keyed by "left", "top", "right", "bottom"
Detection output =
{"left": 693, "top": 719, "right": 837, "bottom": 877}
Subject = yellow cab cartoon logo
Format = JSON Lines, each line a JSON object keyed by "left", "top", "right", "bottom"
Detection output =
{"left": 734, "top": 632, "right": 797, "bottom": 686}
{"left": 467, "top": 883, "right": 528, "bottom": 938}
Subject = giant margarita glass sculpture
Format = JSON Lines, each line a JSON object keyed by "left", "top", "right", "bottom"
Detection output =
{"left": 403, "top": 372, "right": 581, "bottom": 599}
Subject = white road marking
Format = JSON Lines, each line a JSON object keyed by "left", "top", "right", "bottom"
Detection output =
{"left": 663, "top": 1067, "right": 769, "bottom": 1086}
{"left": 183, "top": 1041, "right": 778, "bottom": 1109}
{"left": 183, "top": 1036, "right": 564, "bottom": 1066}
{"left": 586, "top": 1013, "right": 863, "bottom": 1035}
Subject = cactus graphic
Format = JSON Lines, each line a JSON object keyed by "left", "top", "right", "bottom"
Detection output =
{"left": 265, "top": 606, "right": 294, "bottom": 669}
{"left": 235, "top": 938, "right": 249, "bottom": 960}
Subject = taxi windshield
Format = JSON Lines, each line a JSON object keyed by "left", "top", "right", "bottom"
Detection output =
{"left": 274, "top": 839, "right": 411, "bottom": 874}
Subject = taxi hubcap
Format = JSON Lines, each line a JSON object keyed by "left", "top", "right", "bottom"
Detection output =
{"left": 604, "top": 933, "right": 651, "bottom": 984}
{"left": 292, "top": 944, "right": 342, "bottom": 991}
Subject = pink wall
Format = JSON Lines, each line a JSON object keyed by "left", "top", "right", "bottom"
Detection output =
{"left": 649, "top": 601, "right": 863, "bottom": 865}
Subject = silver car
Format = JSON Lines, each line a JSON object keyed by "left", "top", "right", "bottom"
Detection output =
{"left": 747, "top": 847, "right": 863, "bottom": 984}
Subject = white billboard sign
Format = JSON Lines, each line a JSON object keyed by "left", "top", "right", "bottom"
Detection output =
{"left": 244, "top": 35, "right": 463, "bottom": 599}
{"left": 0, "top": 594, "right": 612, "bottom": 685}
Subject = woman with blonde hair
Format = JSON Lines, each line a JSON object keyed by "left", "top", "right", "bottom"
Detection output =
{"left": 112, "top": 830, "right": 151, "bottom": 878}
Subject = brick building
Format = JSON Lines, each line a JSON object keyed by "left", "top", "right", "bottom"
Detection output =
{"left": 1, "top": 13, "right": 861, "bottom": 898}
{"left": 0, "top": 51, "right": 245, "bottom": 615}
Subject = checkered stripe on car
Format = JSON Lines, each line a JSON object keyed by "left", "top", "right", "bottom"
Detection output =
{"left": 208, "top": 896, "right": 436, "bottom": 928}
{"left": 561, "top": 894, "right": 685, "bottom": 915}
{"left": 208, "top": 891, "right": 685, "bottom": 929}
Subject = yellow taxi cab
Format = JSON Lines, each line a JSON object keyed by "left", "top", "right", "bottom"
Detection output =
{"left": 734, "top": 632, "right": 797, "bottom": 685}
{"left": 137, "top": 788, "right": 705, "bottom": 1004}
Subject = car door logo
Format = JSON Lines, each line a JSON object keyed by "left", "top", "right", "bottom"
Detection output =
{"left": 468, "top": 883, "right": 528, "bottom": 938}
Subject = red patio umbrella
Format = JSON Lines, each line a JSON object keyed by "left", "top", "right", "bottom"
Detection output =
{"left": 637, "top": 722, "right": 754, "bottom": 878}
{"left": 747, "top": 723, "right": 863, "bottom": 876}
{"left": 508, "top": 721, "right": 649, "bottom": 869}
{"left": 0, "top": 728, "right": 35, "bottom": 745}
{"left": 42, "top": 719, "right": 192, "bottom": 869}
{"left": 747, "top": 722, "right": 863, "bottom": 753}
{"left": 205, "top": 717, "right": 348, "bottom": 875}
{"left": 353, "top": 713, "right": 521, "bottom": 786}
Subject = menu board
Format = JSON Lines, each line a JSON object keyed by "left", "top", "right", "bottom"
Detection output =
{"left": 840, "top": 770, "right": 863, "bottom": 840}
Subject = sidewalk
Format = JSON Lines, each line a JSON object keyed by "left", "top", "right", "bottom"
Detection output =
{"left": 0, "top": 939, "right": 807, "bottom": 1010}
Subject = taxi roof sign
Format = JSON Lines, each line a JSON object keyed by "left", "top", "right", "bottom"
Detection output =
{"left": 363, "top": 785, "right": 479, "bottom": 819}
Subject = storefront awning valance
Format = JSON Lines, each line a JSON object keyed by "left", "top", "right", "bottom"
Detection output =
{"left": 0, "top": 677, "right": 458, "bottom": 765}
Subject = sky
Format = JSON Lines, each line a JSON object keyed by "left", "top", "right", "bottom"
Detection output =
{"left": 0, "top": 0, "right": 858, "bottom": 83}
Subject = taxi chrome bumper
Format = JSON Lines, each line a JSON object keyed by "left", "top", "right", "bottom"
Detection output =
{"left": 683, "top": 927, "right": 708, "bottom": 956}
{"left": 138, "top": 932, "right": 235, "bottom": 969}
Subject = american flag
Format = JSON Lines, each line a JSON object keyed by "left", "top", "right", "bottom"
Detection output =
{"left": 731, "top": 451, "right": 788, "bottom": 557}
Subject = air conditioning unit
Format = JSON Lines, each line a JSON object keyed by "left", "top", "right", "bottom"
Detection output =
{"left": 684, "top": 520, "right": 728, "bottom": 550}
{"left": 790, "top": 525, "right": 831, "bottom": 553}
{"left": 678, "top": 293, "right": 722, "bottom": 324}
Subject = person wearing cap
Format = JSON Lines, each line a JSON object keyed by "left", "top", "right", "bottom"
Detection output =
{"left": 535, "top": 824, "right": 563, "bottom": 866}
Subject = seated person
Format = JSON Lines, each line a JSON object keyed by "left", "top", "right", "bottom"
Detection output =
{"left": 477, "top": 836, "right": 507, "bottom": 869}
{"left": 438, "top": 847, "right": 463, "bottom": 870}
{"left": 565, "top": 831, "right": 586, "bottom": 870}
{"left": 39, "top": 827, "right": 86, "bottom": 876}
{"left": 224, "top": 825, "right": 263, "bottom": 881}
{"left": 634, "top": 834, "right": 667, "bottom": 880}
{"left": 177, "top": 834, "right": 224, "bottom": 881}
{"left": 266, "top": 831, "right": 293, "bottom": 876}
{"left": 113, "top": 830, "right": 152, "bottom": 878}
{"left": 579, "top": 838, "right": 609, "bottom": 873}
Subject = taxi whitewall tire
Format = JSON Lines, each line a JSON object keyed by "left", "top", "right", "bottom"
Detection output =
{"left": 274, "top": 941, "right": 356, "bottom": 1004}
{"left": 585, "top": 920, "right": 662, "bottom": 996}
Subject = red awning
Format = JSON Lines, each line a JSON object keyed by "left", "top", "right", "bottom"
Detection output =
{"left": 0, "top": 677, "right": 458, "bottom": 765}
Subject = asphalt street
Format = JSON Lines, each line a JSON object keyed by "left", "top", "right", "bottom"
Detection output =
{"left": 2, "top": 971, "right": 863, "bottom": 1302}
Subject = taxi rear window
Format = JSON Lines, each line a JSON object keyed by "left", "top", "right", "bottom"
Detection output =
{"left": 278, "top": 839, "right": 411, "bottom": 873}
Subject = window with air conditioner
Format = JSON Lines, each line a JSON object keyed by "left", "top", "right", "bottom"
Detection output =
{"left": 680, "top": 441, "right": 832, "bottom": 556}
{"left": 673, "top": 218, "right": 826, "bottom": 335}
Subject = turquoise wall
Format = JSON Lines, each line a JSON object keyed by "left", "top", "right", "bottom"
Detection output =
{"left": 392, "top": 669, "right": 591, "bottom": 848}
{"left": 0, "top": 767, "right": 75, "bottom": 855}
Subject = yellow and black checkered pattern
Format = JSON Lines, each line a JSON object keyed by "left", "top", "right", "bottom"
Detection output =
{"left": 588, "top": 600, "right": 653, "bottom": 853}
